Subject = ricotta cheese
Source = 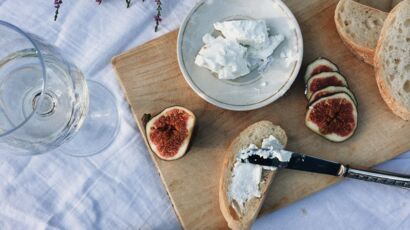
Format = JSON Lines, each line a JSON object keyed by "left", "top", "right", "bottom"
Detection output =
{"left": 195, "top": 19, "right": 284, "bottom": 80}
{"left": 194, "top": 34, "right": 250, "bottom": 80}
{"left": 214, "top": 20, "right": 269, "bottom": 48}
{"left": 228, "top": 135, "right": 291, "bottom": 212}
{"left": 247, "top": 34, "right": 284, "bottom": 66}
{"left": 228, "top": 162, "right": 262, "bottom": 212}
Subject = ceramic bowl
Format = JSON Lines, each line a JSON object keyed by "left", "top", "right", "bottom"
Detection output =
{"left": 177, "top": 0, "right": 303, "bottom": 111}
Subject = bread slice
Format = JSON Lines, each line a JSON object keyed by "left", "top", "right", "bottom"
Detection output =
{"left": 335, "top": 0, "right": 388, "bottom": 65}
{"left": 219, "top": 121, "right": 287, "bottom": 230}
{"left": 374, "top": 0, "right": 410, "bottom": 120}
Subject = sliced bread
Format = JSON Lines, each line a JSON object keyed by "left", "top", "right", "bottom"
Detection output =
{"left": 335, "top": 0, "right": 388, "bottom": 65}
{"left": 219, "top": 121, "right": 287, "bottom": 230}
{"left": 374, "top": 0, "right": 410, "bottom": 120}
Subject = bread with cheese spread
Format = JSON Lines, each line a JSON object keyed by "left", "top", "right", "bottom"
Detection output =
{"left": 219, "top": 121, "right": 287, "bottom": 230}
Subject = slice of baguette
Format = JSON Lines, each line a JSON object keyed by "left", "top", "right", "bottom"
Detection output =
{"left": 335, "top": 0, "right": 388, "bottom": 65}
{"left": 374, "top": 0, "right": 410, "bottom": 120}
{"left": 219, "top": 121, "right": 287, "bottom": 230}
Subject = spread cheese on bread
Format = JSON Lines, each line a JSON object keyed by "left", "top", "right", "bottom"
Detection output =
{"left": 219, "top": 121, "right": 287, "bottom": 230}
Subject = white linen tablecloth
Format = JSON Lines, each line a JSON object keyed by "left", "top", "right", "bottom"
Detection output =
{"left": 0, "top": 0, "right": 409, "bottom": 229}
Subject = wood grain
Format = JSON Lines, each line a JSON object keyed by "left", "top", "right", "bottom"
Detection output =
{"left": 112, "top": 0, "right": 410, "bottom": 229}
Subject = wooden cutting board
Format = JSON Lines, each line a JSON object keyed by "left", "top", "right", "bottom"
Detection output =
{"left": 112, "top": 0, "right": 410, "bottom": 229}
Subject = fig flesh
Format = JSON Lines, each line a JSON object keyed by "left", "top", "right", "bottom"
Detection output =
{"left": 309, "top": 86, "right": 357, "bottom": 106}
{"left": 145, "top": 106, "right": 196, "bottom": 160}
{"left": 305, "top": 93, "right": 357, "bottom": 142}
{"left": 304, "top": 57, "right": 339, "bottom": 82}
{"left": 305, "top": 72, "right": 348, "bottom": 99}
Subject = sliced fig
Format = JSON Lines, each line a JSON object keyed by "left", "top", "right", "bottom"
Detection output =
{"left": 145, "top": 106, "right": 196, "bottom": 160}
{"left": 305, "top": 72, "right": 348, "bottom": 99}
{"left": 309, "top": 86, "right": 358, "bottom": 106}
{"left": 305, "top": 93, "right": 357, "bottom": 142}
{"left": 304, "top": 57, "right": 339, "bottom": 83}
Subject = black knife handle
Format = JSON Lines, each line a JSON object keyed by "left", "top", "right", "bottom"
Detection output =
{"left": 344, "top": 167, "right": 410, "bottom": 189}
{"left": 287, "top": 153, "right": 343, "bottom": 176}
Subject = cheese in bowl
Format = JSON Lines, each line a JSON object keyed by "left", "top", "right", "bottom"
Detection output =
{"left": 177, "top": 0, "right": 303, "bottom": 111}
{"left": 195, "top": 20, "right": 284, "bottom": 80}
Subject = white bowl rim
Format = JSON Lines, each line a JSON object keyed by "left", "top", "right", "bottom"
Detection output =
{"left": 177, "top": 0, "right": 304, "bottom": 111}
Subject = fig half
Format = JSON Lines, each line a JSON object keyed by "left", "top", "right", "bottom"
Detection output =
{"left": 305, "top": 72, "right": 348, "bottom": 99}
{"left": 309, "top": 86, "right": 358, "bottom": 106}
{"left": 305, "top": 93, "right": 357, "bottom": 142}
{"left": 145, "top": 106, "right": 196, "bottom": 161}
{"left": 304, "top": 57, "right": 339, "bottom": 83}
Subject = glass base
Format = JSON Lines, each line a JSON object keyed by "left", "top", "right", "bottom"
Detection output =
{"left": 58, "top": 81, "right": 119, "bottom": 157}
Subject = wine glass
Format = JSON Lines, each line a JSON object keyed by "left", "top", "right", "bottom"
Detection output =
{"left": 0, "top": 20, "right": 119, "bottom": 156}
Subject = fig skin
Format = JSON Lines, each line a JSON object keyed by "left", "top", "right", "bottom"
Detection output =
{"left": 304, "top": 57, "right": 339, "bottom": 83}
{"left": 144, "top": 106, "right": 196, "bottom": 161}
{"left": 141, "top": 113, "right": 152, "bottom": 127}
{"left": 305, "top": 72, "right": 348, "bottom": 99}
{"left": 305, "top": 93, "right": 358, "bottom": 142}
{"left": 308, "top": 86, "right": 358, "bottom": 106}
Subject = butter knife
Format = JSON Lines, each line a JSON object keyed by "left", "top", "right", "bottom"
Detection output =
{"left": 245, "top": 150, "right": 410, "bottom": 189}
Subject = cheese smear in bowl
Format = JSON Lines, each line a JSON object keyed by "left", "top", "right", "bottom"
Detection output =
{"left": 195, "top": 19, "right": 284, "bottom": 80}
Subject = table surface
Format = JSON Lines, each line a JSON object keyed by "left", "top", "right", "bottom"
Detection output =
{"left": 0, "top": 0, "right": 410, "bottom": 229}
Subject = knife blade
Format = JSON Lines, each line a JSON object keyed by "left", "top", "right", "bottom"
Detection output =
{"left": 245, "top": 149, "right": 410, "bottom": 189}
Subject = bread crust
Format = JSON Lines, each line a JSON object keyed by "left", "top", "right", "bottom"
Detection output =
{"left": 334, "top": 0, "right": 388, "bottom": 66}
{"left": 219, "top": 121, "right": 287, "bottom": 230}
{"left": 374, "top": 1, "right": 410, "bottom": 120}
{"left": 336, "top": 24, "right": 375, "bottom": 65}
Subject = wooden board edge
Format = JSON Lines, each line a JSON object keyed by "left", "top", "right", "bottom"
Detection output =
{"left": 130, "top": 108, "right": 188, "bottom": 230}
{"left": 111, "top": 62, "right": 188, "bottom": 229}
{"left": 111, "top": 30, "right": 179, "bottom": 66}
